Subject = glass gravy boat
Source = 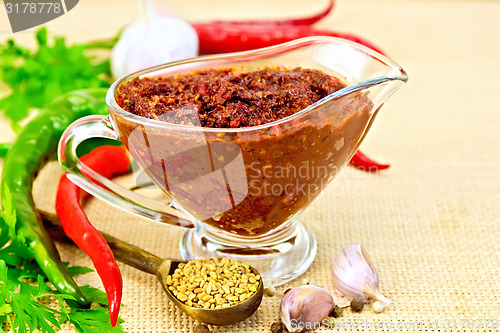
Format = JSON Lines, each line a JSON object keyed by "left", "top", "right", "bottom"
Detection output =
{"left": 58, "top": 37, "right": 407, "bottom": 286}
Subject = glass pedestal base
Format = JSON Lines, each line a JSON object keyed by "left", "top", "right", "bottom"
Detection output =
{"left": 179, "top": 221, "right": 317, "bottom": 288}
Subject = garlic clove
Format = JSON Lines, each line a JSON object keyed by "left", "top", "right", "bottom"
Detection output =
{"left": 280, "top": 285, "right": 335, "bottom": 332}
{"left": 111, "top": 0, "right": 198, "bottom": 79}
{"left": 331, "top": 244, "right": 390, "bottom": 305}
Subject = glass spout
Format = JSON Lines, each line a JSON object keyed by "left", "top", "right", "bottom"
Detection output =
{"left": 297, "top": 36, "right": 408, "bottom": 159}
{"left": 305, "top": 35, "right": 408, "bottom": 113}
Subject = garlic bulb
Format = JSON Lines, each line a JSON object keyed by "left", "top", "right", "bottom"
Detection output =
{"left": 111, "top": 0, "right": 198, "bottom": 79}
{"left": 280, "top": 285, "right": 335, "bottom": 332}
{"left": 331, "top": 244, "right": 390, "bottom": 305}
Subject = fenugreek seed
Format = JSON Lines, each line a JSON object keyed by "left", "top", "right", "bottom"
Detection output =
{"left": 194, "top": 325, "right": 210, "bottom": 333}
{"left": 222, "top": 285, "right": 230, "bottom": 294}
{"left": 166, "top": 275, "right": 172, "bottom": 284}
{"left": 323, "top": 317, "right": 336, "bottom": 328}
{"left": 166, "top": 258, "right": 259, "bottom": 308}
{"left": 264, "top": 286, "right": 277, "bottom": 296}
{"left": 203, "top": 303, "right": 211, "bottom": 309}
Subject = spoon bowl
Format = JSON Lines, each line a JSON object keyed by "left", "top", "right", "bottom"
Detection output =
{"left": 157, "top": 259, "right": 264, "bottom": 325}
{"left": 41, "top": 210, "right": 264, "bottom": 326}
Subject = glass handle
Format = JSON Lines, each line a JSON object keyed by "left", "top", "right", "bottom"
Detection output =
{"left": 58, "top": 115, "right": 194, "bottom": 229}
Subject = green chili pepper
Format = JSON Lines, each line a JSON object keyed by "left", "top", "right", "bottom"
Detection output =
{"left": 1, "top": 88, "right": 109, "bottom": 307}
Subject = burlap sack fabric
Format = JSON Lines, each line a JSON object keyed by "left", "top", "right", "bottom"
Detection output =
{"left": 1, "top": 0, "right": 499, "bottom": 332}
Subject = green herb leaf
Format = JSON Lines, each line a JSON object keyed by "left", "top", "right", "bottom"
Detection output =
{"left": 79, "top": 285, "right": 109, "bottom": 306}
{"left": 1, "top": 184, "right": 17, "bottom": 240}
{"left": 0, "top": 303, "right": 12, "bottom": 316}
{"left": 0, "top": 204, "right": 125, "bottom": 333}
{"left": 0, "top": 27, "right": 113, "bottom": 130}
{"left": 67, "top": 308, "right": 125, "bottom": 333}
{"left": 65, "top": 264, "right": 94, "bottom": 277}
{"left": 0, "top": 218, "right": 10, "bottom": 249}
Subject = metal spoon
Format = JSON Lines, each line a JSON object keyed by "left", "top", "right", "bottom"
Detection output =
{"left": 41, "top": 211, "right": 264, "bottom": 326}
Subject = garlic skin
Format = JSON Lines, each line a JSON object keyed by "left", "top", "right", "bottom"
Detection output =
{"left": 280, "top": 285, "right": 335, "bottom": 332}
{"left": 111, "top": 1, "right": 198, "bottom": 79}
{"left": 332, "top": 244, "right": 390, "bottom": 305}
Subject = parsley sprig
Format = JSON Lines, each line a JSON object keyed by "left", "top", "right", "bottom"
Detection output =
{"left": 0, "top": 27, "right": 113, "bottom": 131}
{"left": 0, "top": 205, "right": 125, "bottom": 333}
{"left": 0, "top": 28, "right": 124, "bottom": 332}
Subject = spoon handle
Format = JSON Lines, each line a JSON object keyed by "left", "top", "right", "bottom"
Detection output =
{"left": 40, "top": 210, "right": 164, "bottom": 275}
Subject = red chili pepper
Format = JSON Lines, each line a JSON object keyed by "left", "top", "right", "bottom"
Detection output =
{"left": 193, "top": 23, "right": 386, "bottom": 55}
{"left": 193, "top": 21, "right": 390, "bottom": 172}
{"left": 55, "top": 145, "right": 130, "bottom": 326}
{"left": 349, "top": 150, "right": 390, "bottom": 172}
{"left": 199, "top": 0, "right": 334, "bottom": 26}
